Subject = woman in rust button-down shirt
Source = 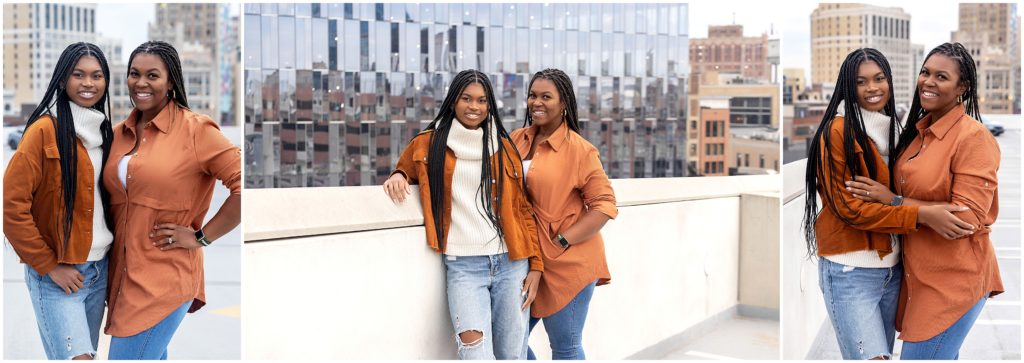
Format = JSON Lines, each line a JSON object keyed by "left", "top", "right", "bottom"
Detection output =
{"left": 511, "top": 69, "right": 618, "bottom": 360}
{"left": 100, "top": 41, "right": 241, "bottom": 360}
{"left": 848, "top": 43, "right": 1003, "bottom": 359}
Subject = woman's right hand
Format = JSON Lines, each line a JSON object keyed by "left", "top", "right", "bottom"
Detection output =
{"left": 918, "top": 204, "right": 975, "bottom": 240}
{"left": 47, "top": 264, "right": 84, "bottom": 295}
{"left": 383, "top": 173, "right": 411, "bottom": 203}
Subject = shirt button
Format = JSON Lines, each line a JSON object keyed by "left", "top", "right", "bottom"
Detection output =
{"left": 127, "top": 175, "right": 132, "bottom": 179}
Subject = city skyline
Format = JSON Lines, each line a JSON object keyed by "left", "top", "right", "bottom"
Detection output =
{"left": 782, "top": 1, "right": 962, "bottom": 85}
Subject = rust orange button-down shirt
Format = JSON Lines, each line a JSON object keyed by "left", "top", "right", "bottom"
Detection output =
{"left": 895, "top": 104, "right": 1004, "bottom": 342}
{"left": 511, "top": 121, "right": 618, "bottom": 318}
{"left": 101, "top": 102, "right": 241, "bottom": 336}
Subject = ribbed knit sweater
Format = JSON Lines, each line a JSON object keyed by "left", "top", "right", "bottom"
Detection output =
{"left": 443, "top": 120, "right": 506, "bottom": 256}
{"left": 66, "top": 102, "right": 114, "bottom": 261}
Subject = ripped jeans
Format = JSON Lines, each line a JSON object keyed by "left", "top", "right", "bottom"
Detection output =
{"left": 24, "top": 256, "right": 108, "bottom": 360}
{"left": 444, "top": 253, "right": 530, "bottom": 360}
{"left": 819, "top": 258, "right": 902, "bottom": 360}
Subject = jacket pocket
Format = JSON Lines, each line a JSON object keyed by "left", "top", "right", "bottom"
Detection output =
{"left": 42, "top": 145, "right": 61, "bottom": 192}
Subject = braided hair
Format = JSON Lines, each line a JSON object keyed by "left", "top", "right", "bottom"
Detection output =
{"left": 23, "top": 42, "right": 115, "bottom": 249}
{"left": 127, "top": 41, "right": 190, "bottom": 112}
{"left": 523, "top": 68, "right": 581, "bottom": 134}
{"left": 422, "top": 70, "right": 521, "bottom": 251}
{"left": 894, "top": 42, "right": 981, "bottom": 159}
{"left": 801, "top": 48, "right": 900, "bottom": 257}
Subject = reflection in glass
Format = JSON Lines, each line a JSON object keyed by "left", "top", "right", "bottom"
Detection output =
{"left": 246, "top": 3, "right": 689, "bottom": 188}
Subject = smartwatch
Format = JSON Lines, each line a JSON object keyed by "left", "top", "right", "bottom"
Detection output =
{"left": 556, "top": 234, "right": 570, "bottom": 248}
{"left": 195, "top": 229, "right": 211, "bottom": 247}
{"left": 891, "top": 195, "right": 904, "bottom": 206}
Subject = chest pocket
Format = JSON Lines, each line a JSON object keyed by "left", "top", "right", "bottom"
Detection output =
{"left": 42, "top": 145, "right": 62, "bottom": 192}
{"left": 130, "top": 194, "right": 193, "bottom": 228}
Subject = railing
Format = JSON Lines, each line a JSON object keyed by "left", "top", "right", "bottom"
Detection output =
{"left": 242, "top": 176, "right": 780, "bottom": 359}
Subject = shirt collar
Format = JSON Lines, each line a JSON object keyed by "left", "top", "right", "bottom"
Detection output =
{"left": 124, "top": 101, "right": 176, "bottom": 134}
{"left": 915, "top": 103, "right": 966, "bottom": 141}
{"left": 523, "top": 120, "right": 570, "bottom": 152}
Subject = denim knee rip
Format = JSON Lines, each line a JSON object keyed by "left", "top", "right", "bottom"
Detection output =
{"left": 453, "top": 317, "right": 486, "bottom": 349}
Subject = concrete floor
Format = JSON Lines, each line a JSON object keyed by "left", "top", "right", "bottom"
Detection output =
{"left": 661, "top": 316, "right": 780, "bottom": 360}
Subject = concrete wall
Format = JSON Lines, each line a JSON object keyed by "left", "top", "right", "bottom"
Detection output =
{"left": 780, "top": 159, "right": 828, "bottom": 359}
{"left": 243, "top": 176, "right": 779, "bottom": 359}
{"left": 739, "top": 192, "right": 782, "bottom": 316}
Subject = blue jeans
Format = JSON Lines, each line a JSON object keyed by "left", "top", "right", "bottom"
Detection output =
{"left": 527, "top": 281, "right": 597, "bottom": 360}
{"left": 818, "top": 258, "right": 902, "bottom": 359}
{"left": 107, "top": 300, "right": 191, "bottom": 360}
{"left": 444, "top": 253, "right": 530, "bottom": 360}
{"left": 24, "top": 256, "right": 108, "bottom": 360}
{"left": 900, "top": 296, "right": 987, "bottom": 360}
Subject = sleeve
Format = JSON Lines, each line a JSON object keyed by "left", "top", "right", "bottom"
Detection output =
{"left": 949, "top": 129, "right": 999, "bottom": 227}
{"left": 194, "top": 116, "right": 241, "bottom": 195}
{"left": 392, "top": 136, "right": 421, "bottom": 185}
{"left": 576, "top": 146, "right": 618, "bottom": 219}
{"left": 2, "top": 125, "right": 59, "bottom": 275}
{"left": 817, "top": 123, "right": 918, "bottom": 233}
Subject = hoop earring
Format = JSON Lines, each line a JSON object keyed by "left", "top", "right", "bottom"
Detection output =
{"left": 956, "top": 94, "right": 963, "bottom": 104}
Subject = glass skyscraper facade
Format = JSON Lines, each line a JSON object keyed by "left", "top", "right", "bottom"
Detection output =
{"left": 244, "top": 3, "right": 689, "bottom": 188}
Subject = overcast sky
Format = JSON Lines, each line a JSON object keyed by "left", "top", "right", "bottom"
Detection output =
{"left": 96, "top": 3, "right": 239, "bottom": 64}
{"left": 688, "top": 1, "right": 783, "bottom": 39}
{"left": 777, "top": 1, "right": 983, "bottom": 82}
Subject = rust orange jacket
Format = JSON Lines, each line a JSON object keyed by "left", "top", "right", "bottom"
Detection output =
{"left": 4, "top": 115, "right": 102, "bottom": 275}
{"left": 813, "top": 116, "right": 919, "bottom": 258}
{"left": 393, "top": 130, "right": 542, "bottom": 271}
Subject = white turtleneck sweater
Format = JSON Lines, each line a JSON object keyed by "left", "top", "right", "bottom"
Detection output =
{"left": 824, "top": 107, "right": 901, "bottom": 268}
{"left": 443, "top": 119, "right": 506, "bottom": 257}
{"left": 65, "top": 102, "right": 115, "bottom": 261}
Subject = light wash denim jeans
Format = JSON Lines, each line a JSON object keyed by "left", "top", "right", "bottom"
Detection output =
{"left": 527, "top": 280, "right": 597, "bottom": 360}
{"left": 818, "top": 258, "right": 902, "bottom": 359}
{"left": 900, "top": 296, "right": 987, "bottom": 360}
{"left": 107, "top": 300, "right": 191, "bottom": 360}
{"left": 444, "top": 252, "right": 530, "bottom": 360}
{"left": 24, "top": 256, "right": 108, "bottom": 360}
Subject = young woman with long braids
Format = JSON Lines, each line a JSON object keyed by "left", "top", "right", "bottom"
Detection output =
{"left": 511, "top": 69, "right": 617, "bottom": 360}
{"left": 801, "top": 48, "right": 973, "bottom": 360}
{"left": 846, "top": 42, "right": 1003, "bottom": 359}
{"left": 4, "top": 42, "right": 114, "bottom": 360}
{"left": 100, "top": 41, "right": 241, "bottom": 359}
{"left": 382, "top": 69, "right": 542, "bottom": 359}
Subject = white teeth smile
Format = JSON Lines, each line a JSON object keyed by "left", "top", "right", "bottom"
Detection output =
{"left": 78, "top": 92, "right": 96, "bottom": 99}
{"left": 135, "top": 92, "right": 153, "bottom": 100}
{"left": 865, "top": 95, "right": 882, "bottom": 103}
{"left": 922, "top": 91, "right": 938, "bottom": 98}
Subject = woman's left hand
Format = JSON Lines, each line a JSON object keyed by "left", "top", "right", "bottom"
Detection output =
{"left": 150, "top": 223, "right": 203, "bottom": 250}
{"left": 846, "top": 176, "right": 896, "bottom": 204}
{"left": 521, "top": 270, "right": 541, "bottom": 311}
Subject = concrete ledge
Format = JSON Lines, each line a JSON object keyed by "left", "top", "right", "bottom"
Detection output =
{"left": 782, "top": 159, "right": 807, "bottom": 204}
{"left": 244, "top": 175, "right": 780, "bottom": 242}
